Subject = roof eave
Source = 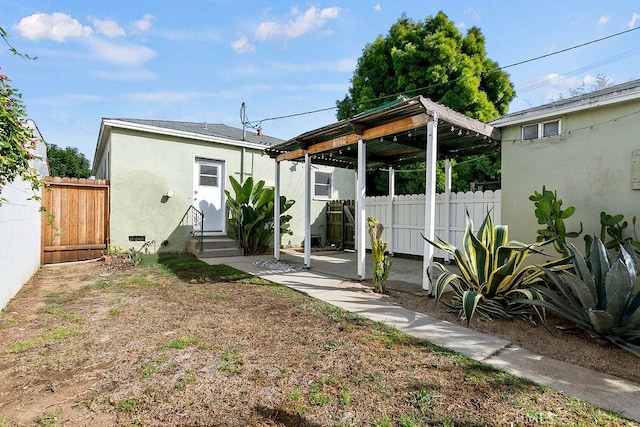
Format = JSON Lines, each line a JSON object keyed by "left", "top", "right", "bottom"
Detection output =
{"left": 102, "top": 119, "right": 271, "bottom": 151}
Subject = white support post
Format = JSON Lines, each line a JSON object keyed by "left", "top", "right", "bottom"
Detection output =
{"left": 356, "top": 137, "right": 366, "bottom": 280}
{"left": 274, "top": 160, "right": 281, "bottom": 261}
{"left": 443, "top": 159, "right": 452, "bottom": 263}
{"left": 304, "top": 153, "right": 311, "bottom": 268}
{"left": 422, "top": 114, "right": 438, "bottom": 292}
{"left": 387, "top": 166, "right": 395, "bottom": 256}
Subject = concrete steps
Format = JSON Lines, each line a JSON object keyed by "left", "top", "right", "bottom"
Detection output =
{"left": 188, "top": 235, "right": 243, "bottom": 258}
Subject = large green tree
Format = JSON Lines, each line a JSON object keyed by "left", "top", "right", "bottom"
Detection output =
{"left": 46, "top": 144, "right": 92, "bottom": 178}
{"left": 337, "top": 12, "right": 514, "bottom": 194}
{"left": 0, "top": 26, "right": 43, "bottom": 205}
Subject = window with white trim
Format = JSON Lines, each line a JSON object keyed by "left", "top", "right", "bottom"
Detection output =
{"left": 522, "top": 119, "right": 561, "bottom": 140}
{"left": 314, "top": 171, "right": 332, "bottom": 199}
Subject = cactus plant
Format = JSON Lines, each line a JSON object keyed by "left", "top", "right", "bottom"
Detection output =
{"left": 523, "top": 237, "right": 640, "bottom": 357}
{"left": 529, "top": 186, "right": 583, "bottom": 256}
{"left": 367, "top": 216, "right": 391, "bottom": 293}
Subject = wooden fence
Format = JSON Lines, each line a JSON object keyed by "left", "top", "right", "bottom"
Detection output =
{"left": 328, "top": 190, "right": 501, "bottom": 257}
{"left": 41, "top": 177, "right": 110, "bottom": 264}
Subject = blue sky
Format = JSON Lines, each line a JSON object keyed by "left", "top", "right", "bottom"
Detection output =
{"left": 2, "top": 1, "right": 640, "bottom": 164}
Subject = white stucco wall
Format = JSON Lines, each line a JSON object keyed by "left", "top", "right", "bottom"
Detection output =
{"left": 501, "top": 100, "right": 640, "bottom": 247}
{"left": 104, "top": 128, "right": 355, "bottom": 252}
{"left": 0, "top": 177, "right": 43, "bottom": 310}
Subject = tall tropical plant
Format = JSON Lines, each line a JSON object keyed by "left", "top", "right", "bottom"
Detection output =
{"left": 522, "top": 238, "right": 640, "bottom": 357}
{"left": 423, "top": 211, "right": 569, "bottom": 324}
{"left": 225, "top": 176, "right": 294, "bottom": 254}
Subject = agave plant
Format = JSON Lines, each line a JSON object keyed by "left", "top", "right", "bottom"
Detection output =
{"left": 423, "top": 211, "right": 569, "bottom": 325}
{"left": 523, "top": 237, "right": 640, "bottom": 357}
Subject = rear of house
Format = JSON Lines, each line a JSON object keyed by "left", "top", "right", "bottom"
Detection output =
{"left": 492, "top": 79, "right": 640, "bottom": 246}
{"left": 92, "top": 119, "right": 354, "bottom": 254}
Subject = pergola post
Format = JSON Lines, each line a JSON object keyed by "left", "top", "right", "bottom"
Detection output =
{"left": 304, "top": 153, "right": 311, "bottom": 268}
{"left": 356, "top": 137, "right": 366, "bottom": 280}
{"left": 274, "top": 160, "right": 281, "bottom": 261}
{"left": 388, "top": 166, "right": 395, "bottom": 256}
{"left": 422, "top": 114, "right": 438, "bottom": 292}
{"left": 443, "top": 159, "right": 452, "bottom": 263}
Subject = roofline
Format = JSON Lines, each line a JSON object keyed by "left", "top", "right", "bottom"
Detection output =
{"left": 490, "top": 79, "right": 640, "bottom": 127}
{"left": 103, "top": 119, "right": 270, "bottom": 150}
{"left": 92, "top": 118, "right": 270, "bottom": 173}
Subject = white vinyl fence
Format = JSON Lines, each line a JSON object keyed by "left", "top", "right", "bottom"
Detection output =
{"left": 365, "top": 190, "right": 501, "bottom": 258}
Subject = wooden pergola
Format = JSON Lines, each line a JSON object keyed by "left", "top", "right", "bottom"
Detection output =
{"left": 265, "top": 96, "right": 501, "bottom": 291}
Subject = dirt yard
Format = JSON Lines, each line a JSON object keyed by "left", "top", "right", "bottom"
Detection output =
{"left": 0, "top": 256, "right": 636, "bottom": 426}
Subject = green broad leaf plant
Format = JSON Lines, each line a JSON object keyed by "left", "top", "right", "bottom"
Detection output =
{"left": 423, "top": 211, "right": 569, "bottom": 325}
{"left": 225, "top": 176, "right": 295, "bottom": 254}
{"left": 523, "top": 238, "right": 640, "bottom": 357}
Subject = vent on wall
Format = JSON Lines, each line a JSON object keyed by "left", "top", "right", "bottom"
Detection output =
{"left": 129, "top": 235, "right": 146, "bottom": 242}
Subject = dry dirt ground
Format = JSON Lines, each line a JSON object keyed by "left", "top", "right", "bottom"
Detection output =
{"left": 377, "top": 283, "right": 640, "bottom": 385}
{"left": 0, "top": 257, "right": 637, "bottom": 426}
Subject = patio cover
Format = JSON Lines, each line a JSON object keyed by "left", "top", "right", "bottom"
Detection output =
{"left": 265, "top": 95, "right": 501, "bottom": 291}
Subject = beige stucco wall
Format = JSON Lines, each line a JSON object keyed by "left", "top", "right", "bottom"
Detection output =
{"left": 104, "top": 128, "right": 354, "bottom": 252}
{"left": 501, "top": 100, "right": 640, "bottom": 248}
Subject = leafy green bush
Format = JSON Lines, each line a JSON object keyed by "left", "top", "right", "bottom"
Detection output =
{"left": 423, "top": 211, "right": 569, "bottom": 324}
{"left": 522, "top": 237, "right": 640, "bottom": 357}
{"left": 225, "top": 176, "right": 294, "bottom": 254}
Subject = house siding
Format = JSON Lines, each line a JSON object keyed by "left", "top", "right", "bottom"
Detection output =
{"left": 501, "top": 100, "right": 640, "bottom": 246}
{"left": 106, "top": 127, "right": 354, "bottom": 252}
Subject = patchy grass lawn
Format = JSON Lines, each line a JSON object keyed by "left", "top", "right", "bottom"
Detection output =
{"left": 0, "top": 254, "right": 635, "bottom": 426}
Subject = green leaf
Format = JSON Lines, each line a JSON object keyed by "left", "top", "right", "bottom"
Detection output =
{"left": 461, "top": 291, "right": 482, "bottom": 325}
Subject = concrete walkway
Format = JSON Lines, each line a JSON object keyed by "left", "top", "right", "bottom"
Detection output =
{"left": 204, "top": 252, "right": 640, "bottom": 423}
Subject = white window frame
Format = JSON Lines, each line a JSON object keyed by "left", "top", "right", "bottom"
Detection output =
{"left": 314, "top": 171, "right": 332, "bottom": 200}
{"left": 521, "top": 119, "right": 561, "bottom": 141}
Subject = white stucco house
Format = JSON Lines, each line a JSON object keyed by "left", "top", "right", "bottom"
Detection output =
{"left": 0, "top": 120, "right": 49, "bottom": 309}
{"left": 91, "top": 119, "right": 354, "bottom": 255}
{"left": 492, "top": 79, "right": 640, "bottom": 246}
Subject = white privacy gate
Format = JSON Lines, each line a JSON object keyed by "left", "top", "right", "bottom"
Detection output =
{"left": 364, "top": 190, "right": 501, "bottom": 258}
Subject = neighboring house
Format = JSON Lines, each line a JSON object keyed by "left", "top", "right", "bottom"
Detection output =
{"left": 92, "top": 119, "right": 354, "bottom": 254}
{"left": 0, "top": 120, "right": 49, "bottom": 309}
{"left": 492, "top": 79, "right": 640, "bottom": 246}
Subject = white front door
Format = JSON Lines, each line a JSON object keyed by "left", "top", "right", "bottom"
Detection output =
{"left": 193, "top": 158, "right": 225, "bottom": 234}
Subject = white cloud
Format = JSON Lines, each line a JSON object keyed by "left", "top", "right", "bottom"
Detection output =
{"left": 255, "top": 6, "right": 340, "bottom": 41}
{"left": 124, "top": 91, "right": 214, "bottom": 103}
{"left": 86, "top": 38, "right": 156, "bottom": 67}
{"left": 598, "top": 15, "right": 610, "bottom": 25}
{"left": 231, "top": 36, "right": 254, "bottom": 54}
{"left": 16, "top": 12, "right": 93, "bottom": 42}
{"left": 130, "top": 14, "right": 155, "bottom": 34}
{"left": 92, "top": 18, "right": 126, "bottom": 38}
{"left": 93, "top": 69, "right": 157, "bottom": 81}
{"left": 630, "top": 12, "right": 640, "bottom": 29}
{"left": 374, "top": 4, "right": 381, "bottom": 12}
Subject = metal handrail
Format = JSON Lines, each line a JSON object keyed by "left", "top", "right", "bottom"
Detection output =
{"left": 180, "top": 205, "right": 205, "bottom": 252}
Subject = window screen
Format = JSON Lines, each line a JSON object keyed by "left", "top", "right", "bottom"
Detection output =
{"left": 543, "top": 120, "right": 560, "bottom": 137}
{"left": 314, "top": 171, "right": 332, "bottom": 199}
{"left": 199, "top": 164, "right": 218, "bottom": 187}
{"left": 522, "top": 124, "right": 539, "bottom": 140}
